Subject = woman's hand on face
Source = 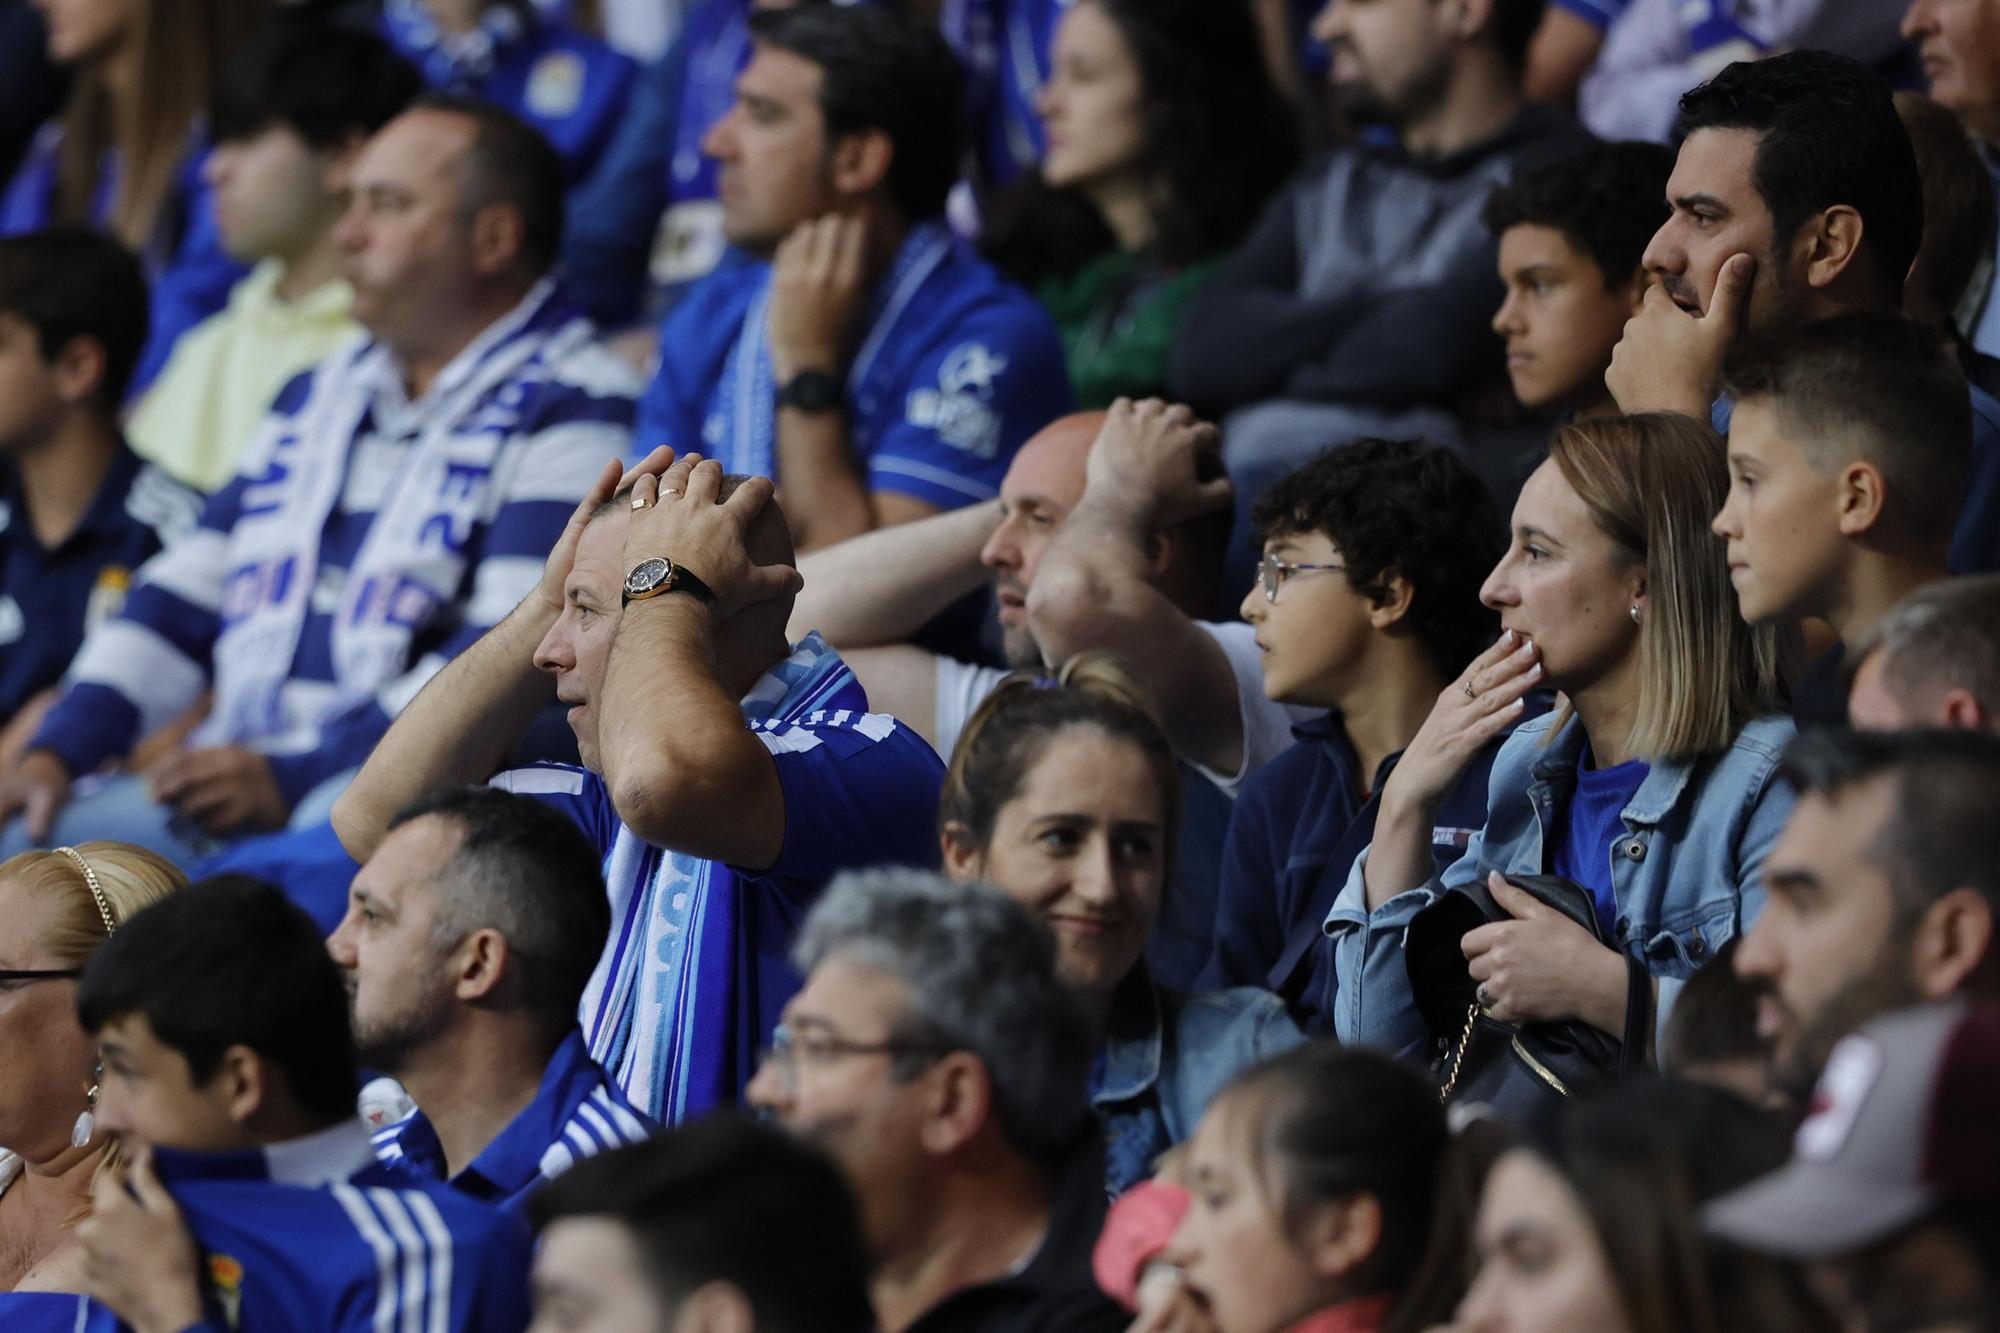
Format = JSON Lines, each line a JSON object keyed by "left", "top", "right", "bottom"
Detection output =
{"left": 1126, "top": 1273, "right": 1220, "bottom": 1333}
{"left": 1382, "top": 633, "right": 1541, "bottom": 818}
{"left": 1462, "top": 874, "right": 1631, "bottom": 1033}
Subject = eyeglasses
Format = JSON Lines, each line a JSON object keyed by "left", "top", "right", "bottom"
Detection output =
{"left": 757, "top": 1023, "right": 950, "bottom": 1095}
{"left": 1258, "top": 551, "right": 1346, "bottom": 603}
{"left": 0, "top": 968, "right": 82, "bottom": 987}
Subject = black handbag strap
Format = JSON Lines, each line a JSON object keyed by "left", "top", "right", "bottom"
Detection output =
{"left": 1618, "top": 955, "right": 1654, "bottom": 1075}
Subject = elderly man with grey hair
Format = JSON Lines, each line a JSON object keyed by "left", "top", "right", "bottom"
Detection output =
{"left": 746, "top": 867, "right": 1126, "bottom": 1333}
{"left": 1848, "top": 575, "right": 2000, "bottom": 732}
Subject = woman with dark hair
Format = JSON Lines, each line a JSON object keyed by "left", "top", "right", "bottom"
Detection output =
{"left": 985, "top": 0, "right": 1298, "bottom": 407}
{"left": 1456, "top": 1079, "right": 1836, "bottom": 1332}
{"left": 940, "top": 654, "right": 1302, "bottom": 1197}
{"left": 1146, "top": 1045, "right": 1450, "bottom": 1333}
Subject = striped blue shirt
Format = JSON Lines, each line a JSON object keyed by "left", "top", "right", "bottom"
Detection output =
{"left": 0, "top": 1119, "right": 533, "bottom": 1333}
{"left": 32, "top": 282, "right": 638, "bottom": 806}
{"left": 372, "top": 1030, "right": 655, "bottom": 1217}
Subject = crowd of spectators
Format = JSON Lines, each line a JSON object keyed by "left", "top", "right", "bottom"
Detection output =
{"left": 0, "top": 0, "right": 1995, "bottom": 1330}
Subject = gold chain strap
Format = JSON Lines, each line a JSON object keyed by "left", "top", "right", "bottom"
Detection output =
{"left": 1438, "top": 1000, "right": 1481, "bottom": 1103}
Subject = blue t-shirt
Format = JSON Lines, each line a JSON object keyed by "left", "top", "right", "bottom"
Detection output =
{"left": 382, "top": 0, "right": 637, "bottom": 187}
{"left": 1550, "top": 0, "right": 1631, "bottom": 31}
{"left": 0, "top": 446, "right": 200, "bottom": 721}
{"left": 637, "top": 223, "right": 1072, "bottom": 511}
{"left": 373, "top": 1029, "right": 656, "bottom": 1217}
{"left": 1551, "top": 747, "right": 1651, "bottom": 936}
{"left": 0, "top": 1120, "right": 533, "bottom": 1333}
{"left": 493, "top": 636, "right": 946, "bottom": 1123}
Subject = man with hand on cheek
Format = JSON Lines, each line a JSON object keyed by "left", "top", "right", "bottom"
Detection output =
{"left": 332, "top": 447, "right": 944, "bottom": 1124}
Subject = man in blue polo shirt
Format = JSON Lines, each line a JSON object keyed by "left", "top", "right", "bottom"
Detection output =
{"left": 332, "top": 448, "right": 944, "bottom": 1123}
{"left": 0, "top": 230, "right": 201, "bottom": 761}
{"left": 58, "top": 877, "right": 530, "bottom": 1333}
{"left": 383, "top": 0, "right": 638, "bottom": 188}
{"left": 330, "top": 785, "right": 655, "bottom": 1214}
{"left": 638, "top": 3, "right": 1070, "bottom": 552}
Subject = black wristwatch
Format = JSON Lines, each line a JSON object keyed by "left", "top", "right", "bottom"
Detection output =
{"left": 622, "top": 556, "right": 715, "bottom": 607}
{"left": 776, "top": 369, "right": 844, "bottom": 414}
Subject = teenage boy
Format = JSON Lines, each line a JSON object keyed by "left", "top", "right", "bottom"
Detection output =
{"left": 1204, "top": 439, "right": 1516, "bottom": 1033}
{"left": 1483, "top": 140, "right": 1674, "bottom": 421}
{"left": 1711, "top": 312, "right": 1970, "bottom": 723}
{"left": 0, "top": 230, "right": 201, "bottom": 766}
{"left": 128, "top": 23, "right": 422, "bottom": 493}
{"left": 72, "top": 876, "right": 532, "bottom": 1332}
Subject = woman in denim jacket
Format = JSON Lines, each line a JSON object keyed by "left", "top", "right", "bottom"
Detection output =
{"left": 940, "top": 657, "right": 1303, "bottom": 1197}
{"left": 1329, "top": 413, "right": 1799, "bottom": 1060}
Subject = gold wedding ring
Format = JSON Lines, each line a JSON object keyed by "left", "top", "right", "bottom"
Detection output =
{"left": 1463, "top": 679, "right": 1478, "bottom": 700}
{"left": 631, "top": 496, "right": 649, "bottom": 511}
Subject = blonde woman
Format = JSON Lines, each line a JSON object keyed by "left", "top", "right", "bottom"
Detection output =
{"left": 1333, "top": 413, "right": 1798, "bottom": 1058}
{"left": 0, "top": 843, "right": 185, "bottom": 1293}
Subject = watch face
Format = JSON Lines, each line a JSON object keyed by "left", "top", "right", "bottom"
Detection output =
{"left": 625, "top": 556, "right": 672, "bottom": 596}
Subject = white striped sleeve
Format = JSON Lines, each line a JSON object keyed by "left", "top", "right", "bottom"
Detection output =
{"left": 330, "top": 1184, "right": 400, "bottom": 1333}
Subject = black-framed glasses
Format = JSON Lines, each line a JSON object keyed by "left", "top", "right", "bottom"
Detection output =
{"left": 0, "top": 968, "right": 82, "bottom": 986}
{"left": 1258, "top": 551, "right": 1346, "bottom": 603}
{"left": 758, "top": 1022, "right": 950, "bottom": 1093}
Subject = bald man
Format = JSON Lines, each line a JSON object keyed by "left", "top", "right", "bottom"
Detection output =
{"left": 787, "top": 408, "right": 1258, "bottom": 990}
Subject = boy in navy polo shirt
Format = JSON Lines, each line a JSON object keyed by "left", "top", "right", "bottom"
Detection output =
{"left": 0, "top": 231, "right": 201, "bottom": 765}
{"left": 1208, "top": 440, "right": 1523, "bottom": 1034}
{"left": 638, "top": 3, "right": 1070, "bottom": 551}
{"left": 65, "top": 876, "right": 530, "bottom": 1333}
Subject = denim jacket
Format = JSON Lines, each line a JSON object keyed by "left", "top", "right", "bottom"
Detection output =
{"left": 1093, "top": 967, "right": 1305, "bottom": 1196}
{"left": 1324, "top": 711, "right": 1796, "bottom": 1060}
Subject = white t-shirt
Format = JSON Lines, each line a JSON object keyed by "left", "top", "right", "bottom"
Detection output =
{"left": 930, "top": 620, "right": 1315, "bottom": 786}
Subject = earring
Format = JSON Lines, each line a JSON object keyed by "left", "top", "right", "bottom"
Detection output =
{"left": 1629, "top": 605, "right": 1642, "bottom": 625}
{"left": 71, "top": 1062, "right": 100, "bottom": 1149}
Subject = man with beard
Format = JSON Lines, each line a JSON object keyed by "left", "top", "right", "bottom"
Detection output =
{"left": 1609, "top": 50, "right": 2000, "bottom": 575}
{"left": 1169, "top": 0, "right": 1584, "bottom": 572}
{"left": 329, "top": 785, "right": 654, "bottom": 1215}
{"left": 1733, "top": 727, "right": 2000, "bottom": 1102}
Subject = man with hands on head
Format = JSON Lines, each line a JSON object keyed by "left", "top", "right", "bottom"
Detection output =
{"left": 636, "top": 3, "right": 1071, "bottom": 552}
{"left": 1608, "top": 50, "right": 2000, "bottom": 575}
{"left": 331, "top": 446, "right": 944, "bottom": 1125}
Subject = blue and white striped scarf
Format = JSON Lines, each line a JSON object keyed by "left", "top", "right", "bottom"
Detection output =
{"left": 582, "top": 632, "right": 856, "bottom": 1121}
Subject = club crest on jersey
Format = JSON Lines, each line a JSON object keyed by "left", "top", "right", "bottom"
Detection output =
{"left": 207, "top": 1252, "right": 245, "bottom": 1328}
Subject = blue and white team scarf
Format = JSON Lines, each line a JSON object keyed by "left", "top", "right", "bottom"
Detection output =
{"left": 582, "top": 632, "right": 855, "bottom": 1122}
{"left": 705, "top": 223, "right": 954, "bottom": 482}
{"left": 198, "top": 280, "right": 567, "bottom": 749}
{"left": 384, "top": 0, "right": 535, "bottom": 87}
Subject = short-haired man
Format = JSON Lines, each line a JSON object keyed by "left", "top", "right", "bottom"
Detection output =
{"left": 0, "top": 99, "right": 638, "bottom": 862}
{"left": 0, "top": 230, "right": 201, "bottom": 766}
{"left": 1609, "top": 50, "right": 2000, "bottom": 575}
{"left": 1849, "top": 575, "right": 2000, "bottom": 731}
{"left": 747, "top": 867, "right": 1126, "bottom": 1333}
{"left": 1171, "top": 0, "right": 1585, "bottom": 551}
{"left": 785, "top": 407, "right": 1236, "bottom": 990}
{"left": 638, "top": 3, "right": 1071, "bottom": 552}
{"left": 1707, "top": 999, "right": 2000, "bottom": 1333}
{"left": 71, "top": 876, "right": 532, "bottom": 1333}
{"left": 128, "top": 22, "right": 422, "bottom": 493}
{"left": 332, "top": 451, "right": 944, "bottom": 1124}
{"left": 1483, "top": 140, "right": 1673, "bottom": 421}
{"left": 528, "top": 1113, "right": 873, "bottom": 1333}
{"left": 328, "top": 786, "right": 654, "bottom": 1217}
{"left": 1711, "top": 313, "right": 1970, "bottom": 723}
{"left": 1733, "top": 728, "right": 2000, "bottom": 1101}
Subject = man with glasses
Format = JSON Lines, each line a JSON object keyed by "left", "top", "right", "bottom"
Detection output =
{"left": 746, "top": 867, "right": 1126, "bottom": 1333}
